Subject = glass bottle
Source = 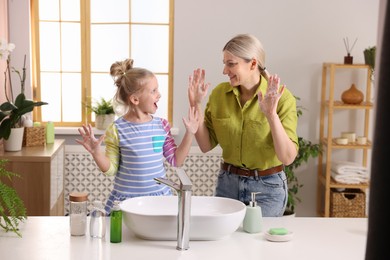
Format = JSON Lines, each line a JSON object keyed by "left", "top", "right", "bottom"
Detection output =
{"left": 90, "top": 200, "right": 106, "bottom": 238}
{"left": 110, "top": 200, "right": 122, "bottom": 243}
{"left": 69, "top": 192, "right": 88, "bottom": 236}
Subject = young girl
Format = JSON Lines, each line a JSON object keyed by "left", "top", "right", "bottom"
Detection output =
{"left": 77, "top": 58, "right": 198, "bottom": 214}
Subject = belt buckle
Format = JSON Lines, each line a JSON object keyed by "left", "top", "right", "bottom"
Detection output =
{"left": 239, "top": 166, "right": 251, "bottom": 175}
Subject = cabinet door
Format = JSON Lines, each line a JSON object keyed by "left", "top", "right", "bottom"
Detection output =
{"left": 6, "top": 162, "right": 51, "bottom": 216}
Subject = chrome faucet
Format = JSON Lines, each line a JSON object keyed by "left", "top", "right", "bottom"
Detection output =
{"left": 154, "top": 168, "right": 192, "bottom": 250}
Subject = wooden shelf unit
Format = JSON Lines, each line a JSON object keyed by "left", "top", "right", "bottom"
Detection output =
{"left": 0, "top": 139, "right": 65, "bottom": 216}
{"left": 317, "top": 63, "right": 372, "bottom": 217}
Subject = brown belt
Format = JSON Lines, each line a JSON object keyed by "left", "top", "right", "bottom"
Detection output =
{"left": 221, "top": 162, "right": 284, "bottom": 177}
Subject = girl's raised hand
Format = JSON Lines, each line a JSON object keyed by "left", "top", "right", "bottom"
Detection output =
{"left": 182, "top": 106, "right": 199, "bottom": 135}
{"left": 75, "top": 124, "right": 105, "bottom": 154}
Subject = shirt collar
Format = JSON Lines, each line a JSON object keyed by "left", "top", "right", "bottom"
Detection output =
{"left": 227, "top": 75, "right": 268, "bottom": 98}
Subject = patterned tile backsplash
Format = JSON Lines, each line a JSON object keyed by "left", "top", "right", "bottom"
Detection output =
{"left": 64, "top": 146, "right": 222, "bottom": 215}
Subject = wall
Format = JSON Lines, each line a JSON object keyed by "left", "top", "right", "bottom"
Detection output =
{"left": 7, "top": 0, "right": 31, "bottom": 99}
{"left": 0, "top": 0, "right": 8, "bottom": 150}
{"left": 7, "top": 0, "right": 380, "bottom": 216}
{"left": 0, "top": 0, "right": 7, "bottom": 104}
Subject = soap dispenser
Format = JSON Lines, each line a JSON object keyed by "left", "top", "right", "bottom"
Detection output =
{"left": 243, "top": 192, "right": 262, "bottom": 233}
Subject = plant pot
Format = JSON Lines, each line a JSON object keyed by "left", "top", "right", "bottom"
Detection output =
{"left": 363, "top": 48, "right": 375, "bottom": 69}
{"left": 95, "top": 114, "right": 115, "bottom": 130}
{"left": 4, "top": 127, "right": 25, "bottom": 152}
{"left": 283, "top": 210, "right": 296, "bottom": 217}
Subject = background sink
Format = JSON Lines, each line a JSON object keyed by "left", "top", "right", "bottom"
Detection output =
{"left": 120, "top": 196, "right": 246, "bottom": 241}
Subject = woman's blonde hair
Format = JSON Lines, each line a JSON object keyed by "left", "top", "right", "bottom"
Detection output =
{"left": 223, "top": 34, "right": 269, "bottom": 81}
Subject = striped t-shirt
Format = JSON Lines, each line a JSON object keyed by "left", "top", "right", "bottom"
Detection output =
{"left": 103, "top": 116, "right": 177, "bottom": 213}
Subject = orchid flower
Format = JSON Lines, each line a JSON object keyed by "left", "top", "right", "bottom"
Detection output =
{"left": 0, "top": 39, "right": 15, "bottom": 60}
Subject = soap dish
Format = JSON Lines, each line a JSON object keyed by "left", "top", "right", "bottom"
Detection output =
{"left": 264, "top": 231, "right": 293, "bottom": 242}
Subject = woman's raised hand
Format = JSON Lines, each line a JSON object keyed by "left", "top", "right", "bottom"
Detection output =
{"left": 188, "top": 68, "right": 210, "bottom": 107}
{"left": 257, "top": 74, "right": 285, "bottom": 117}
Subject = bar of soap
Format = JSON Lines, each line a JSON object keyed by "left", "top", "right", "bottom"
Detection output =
{"left": 269, "top": 228, "right": 289, "bottom": 235}
{"left": 265, "top": 228, "right": 293, "bottom": 242}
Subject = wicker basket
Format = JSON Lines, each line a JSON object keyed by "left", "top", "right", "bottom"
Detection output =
{"left": 23, "top": 126, "right": 46, "bottom": 147}
{"left": 330, "top": 189, "right": 366, "bottom": 217}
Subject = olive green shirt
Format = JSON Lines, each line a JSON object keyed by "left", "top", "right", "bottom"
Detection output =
{"left": 204, "top": 75, "right": 298, "bottom": 170}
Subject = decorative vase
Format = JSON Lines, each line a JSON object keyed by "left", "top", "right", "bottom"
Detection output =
{"left": 341, "top": 84, "right": 364, "bottom": 104}
{"left": 95, "top": 114, "right": 115, "bottom": 130}
{"left": 4, "top": 127, "right": 25, "bottom": 152}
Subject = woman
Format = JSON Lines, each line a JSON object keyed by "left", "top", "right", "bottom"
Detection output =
{"left": 188, "top": 34, "right": 298, "bottom": 217}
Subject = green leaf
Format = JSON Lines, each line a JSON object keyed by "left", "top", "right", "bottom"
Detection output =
{"left": 0, "top": 159, "right": 27, "bottom": 237}
{"left": 0, "top": 93, "right": 48, "bottom": 140}
{"left": 85, "top": 97, "right": 115, "bottom": 115}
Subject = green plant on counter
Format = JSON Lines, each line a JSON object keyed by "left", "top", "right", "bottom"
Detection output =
{"left": 0, "top": 159, "right": 27, "bottom": 237}
{"left": 85, "top": 97, "right": 114, "bottom": 115}
{"left": 0, "top": 40, "right": 48, "bottom": 140}
{"left": 0, "top": 93, "right": 48, "bottom": 140}
{"left": 284, "top": 97, "right": 322, "bottom": 215}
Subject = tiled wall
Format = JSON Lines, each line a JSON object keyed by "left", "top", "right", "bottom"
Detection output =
{"left": 64, "top": 145, "right": 222, "bottom": 214}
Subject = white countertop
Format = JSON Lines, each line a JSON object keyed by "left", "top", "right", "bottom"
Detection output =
{"left": 0, "top": 216, "right": 367, "bottom": 260}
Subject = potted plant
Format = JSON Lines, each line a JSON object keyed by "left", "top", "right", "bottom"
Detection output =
{"left": 0, "top": 40, "right": 48, "bottom": 149}
{"left": 363, "top": 46, "right": 376, "bottom": 79}
{"left": 284, "top": 97, "right": 322, "bottom": 215}
{"left": 0, "top": 159, "right": 27, "bottom": 237}
{"left": 86, "top": 97, "right": 115, "bottom": 130}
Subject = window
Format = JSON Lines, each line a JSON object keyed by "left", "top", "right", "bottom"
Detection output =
{"left": 31, "top": 0, "right": 173, "bottom": 126}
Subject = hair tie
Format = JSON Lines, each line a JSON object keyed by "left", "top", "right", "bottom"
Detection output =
{"left": 258, "top": 65, "right": 266, "bottom": 71}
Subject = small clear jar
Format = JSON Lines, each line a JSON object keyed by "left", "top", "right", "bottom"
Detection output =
{"left": 89, "top": 200, "right": 106, "bottom": 238}
{"left": 69, "top": 192, "right": 88, "bottom": 236}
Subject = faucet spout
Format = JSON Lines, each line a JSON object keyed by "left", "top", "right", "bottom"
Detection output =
{"left": 154, "top": 167, "right": 192, "bottom": 250}
{"left": 154, "top": 177, "right": 180, "bottom": 191}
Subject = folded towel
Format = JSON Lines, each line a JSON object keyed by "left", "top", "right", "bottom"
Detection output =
{"left": 331, "top": 170, "right": 370, "bottom": 184}
{"left": 331, "top": 161, "right": 369, "bottom": 176}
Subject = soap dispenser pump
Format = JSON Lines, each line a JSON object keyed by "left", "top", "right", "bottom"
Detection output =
{"left": 243, "top": 192, "right": 262, "bottom": 233}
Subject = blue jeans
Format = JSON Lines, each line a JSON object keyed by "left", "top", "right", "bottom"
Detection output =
{"left": 215, "top": 169, "right": 288, "bottom": 217}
